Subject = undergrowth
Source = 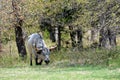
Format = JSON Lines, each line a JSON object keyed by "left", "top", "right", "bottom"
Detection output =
{"left": 0, "top": 44, "right": 120, "bottom": 68}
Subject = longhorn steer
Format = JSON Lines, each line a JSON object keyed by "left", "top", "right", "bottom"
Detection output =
{"left": 27, "top": 33, "right": 50, "bottom": 66}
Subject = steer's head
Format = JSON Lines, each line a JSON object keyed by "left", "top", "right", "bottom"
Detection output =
{"left": 42, "top": 47, "right": 50, "bottom": 64}
{"left": 36, "top": 45, "right": 57, "bottom": 65}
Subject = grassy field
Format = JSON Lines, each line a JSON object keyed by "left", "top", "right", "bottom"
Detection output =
{"left": 0, "top": 65, "right": 120, "bottom": 80}
{"left": 0, "top": 42, "right": 120, "bottom": 80}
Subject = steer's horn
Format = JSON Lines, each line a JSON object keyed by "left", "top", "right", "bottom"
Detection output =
{"left": 49, "top": 46, "right": 57, "bottom": 51}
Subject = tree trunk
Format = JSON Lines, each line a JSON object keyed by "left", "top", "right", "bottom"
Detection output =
{"left": 12, "top": 0, "right": 27, "bottom": 58}
{"left": 99, "top": 27, "right": 109, "bottom": 48}
{"left": 0, "top": 28, "right": 2, "bottom": 52}
{"left": 91, "top": 28, "right": 99, "bottom": 42}
{"left": 99, "top": 14, "right": 111, "bottom": 49}
{"left": 90, "top": 28, "right": 99, "bottom": 48}
{"left": 58, "top": 26, "right": 61, "bottom": 50}
{"left": 69, "top": 25, "right": 83, "bottom": 48}
{"left": 99, "top": 27, "right": 116, "bottom": 49}
{"left": 15, "top": 27, "right": 27, "bottom": 57}
{"left": 77, "top": 27, "right": 83, "bottom": 48}
{"left": 69, "top": 25, "right": 76, "bottom": 47}
{"left": 108, "top": 28, "right": 116, "bottom": 48}
{"left": 49, "top": 27, "right": 59, "bottom": 42}
{"left": 54, "top": 27, "right": 58, "bottom": 42}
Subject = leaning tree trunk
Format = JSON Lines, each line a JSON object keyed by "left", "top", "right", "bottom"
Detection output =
{"left": 12, "top": 0, "right": 27, "bottom": 58}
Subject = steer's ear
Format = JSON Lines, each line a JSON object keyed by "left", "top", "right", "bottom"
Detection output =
{"left": 49, "top": 46, "right": 57, "bottom": 51}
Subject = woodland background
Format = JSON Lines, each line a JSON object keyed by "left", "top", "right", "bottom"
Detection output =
{"left": 0, "top": 0, "right": 120, "bottom": 67}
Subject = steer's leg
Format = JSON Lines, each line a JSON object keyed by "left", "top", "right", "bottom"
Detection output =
{"left": 29, "top": 48, "right": 33, "bottom": 66}
{"left": 38, "top": 59, "right": 43, "bottom": 65}
{"left": 30, "top": 53, "right": 32, "bottom": 66}
{"left": 28, "top": 43, "right": 33, "bottom": 66}
{"left": 35, "top": 57, "right": 38, "bottom": 65}
{"left": 35, "top": 54, "right": 39, "bottom": 65}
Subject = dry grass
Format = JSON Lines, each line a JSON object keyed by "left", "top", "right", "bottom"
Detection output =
{"left": 0, "top": 37, "right": 120, "bottom": 68}
{"left": 0, "top": 40, "right": 120, "bottom": 80}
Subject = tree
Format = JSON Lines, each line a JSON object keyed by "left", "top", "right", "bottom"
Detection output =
{"left": 12, "top": 0, "right": 27, "bottom": 58}
{"left": 0, "top": 27, "right": 1, "bottom": 52}
{"left": 88, "top": 0, "right": 120, "bottom": 49}
{"left": 39, "top": 0, "right": 86, "bottom": 49}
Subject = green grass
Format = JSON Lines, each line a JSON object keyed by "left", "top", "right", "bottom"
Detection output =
{"left": 0, "top": 66, "right": 120, "bottom": 80}
{"left": 0, "top": 41, "right": 120, "bottom": 80}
